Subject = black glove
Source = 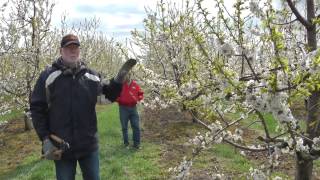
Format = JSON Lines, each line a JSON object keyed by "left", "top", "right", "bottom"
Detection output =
{"left": 114, "top": 59, "right": 137, "bottom": 83}
{"left": 102, "top": 78, "right": 122, "bottom": 102}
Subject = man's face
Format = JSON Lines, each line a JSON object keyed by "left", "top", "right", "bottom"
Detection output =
{"left": 60, "top": 44, "right": 80, "bottom": 65}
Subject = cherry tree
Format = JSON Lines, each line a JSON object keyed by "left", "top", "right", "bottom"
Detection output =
{"left": 0, "top": 0, "right": 55, "bottom": 130}
{"left": 130, "top": 0, "right": 320, "bottom": 179}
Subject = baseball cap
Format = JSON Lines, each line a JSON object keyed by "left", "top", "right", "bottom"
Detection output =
{"left": 60, "top": 34, "right": 80, "bottom": 48}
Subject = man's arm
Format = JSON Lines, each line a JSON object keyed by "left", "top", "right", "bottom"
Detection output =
{"left": 114, "top": 59, "right": 137, "bottom": 83}
{"left": 30, "top": 71, "right": 50, "bottom": 141}
{"left": 102, "top": 78, "right": 122, "bottom": 102}
{"left": 102, "top": 59, "right": 137, "bottom": 102}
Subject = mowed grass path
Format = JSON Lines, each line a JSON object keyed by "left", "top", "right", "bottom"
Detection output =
{"left": 1, "top": 104, "right": 165, "bottom": 180}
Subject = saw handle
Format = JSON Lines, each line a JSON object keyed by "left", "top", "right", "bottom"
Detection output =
{"left": 50, "top": 134, "right": 63, "bottom": 144}
{"left": 49, "top": 134, "right": 70, "bottom": 151}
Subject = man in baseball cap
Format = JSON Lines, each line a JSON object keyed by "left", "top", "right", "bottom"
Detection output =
{"left": 30, "top": 33, "right": 137, "bottom": 180}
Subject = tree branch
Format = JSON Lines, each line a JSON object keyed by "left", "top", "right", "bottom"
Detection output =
{"left": 189, "top": 110, "right": 211, "bottom": 130}
{"left": 271, "top": 18, "right": 298, "bottom": 26}
{"left": 256, "top": 110, "right": 271, "bottom": 139}
{"left": 286, "top": 0, "right": 313, "bottom": 28}
{"left": 223, "top": 139, "right": 268, "bottom": 152}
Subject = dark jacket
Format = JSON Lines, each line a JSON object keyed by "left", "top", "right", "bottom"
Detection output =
{"left": 30, "top": 58, "right": 122, "bottom": 159}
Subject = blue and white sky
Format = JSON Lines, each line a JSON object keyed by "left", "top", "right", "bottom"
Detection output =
{"left": 52, "top": 0, "right": 226, "bottom": 40}
{"left": 2, "top": 0, "right": 287, "bottom": 41}
{"left": 52, "top": 0, "right": 160, "bottom": 39}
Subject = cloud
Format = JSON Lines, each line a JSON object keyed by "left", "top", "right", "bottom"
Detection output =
{"left": 114, "top": 23, "right": 144, "bottom": 30}
{"left": 76, "top": 4, "right": 145, "bottom": 15}
{"left": 51, "top": 0, "right": 156, "bottom": 40}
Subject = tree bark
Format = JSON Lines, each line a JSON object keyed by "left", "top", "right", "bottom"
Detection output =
{"left": 24, "top": 110, "right": 33, "bottom": 131}
{"left": 295, "top": 152, "right": 313, "bottom": 180}
{"left": 293, "top": 0, "right": 317, "bottom": 179}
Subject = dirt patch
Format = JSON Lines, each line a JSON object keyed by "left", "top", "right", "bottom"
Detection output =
{"left": 0, "top": 118, "right": 41, "bottom": 175}
{"left": 141, "top": 106, "right": 198, "bottom": 142}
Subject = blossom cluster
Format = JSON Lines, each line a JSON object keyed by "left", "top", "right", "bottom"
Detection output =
{"left": 249, "top": 168, "right": 267, "bottom": 180}
{"left": 245, "top": 80, "right": 297, "bottom": 128}
{"left": 179, "top": 80, "right": 201, "bottom": 98}
{"left": 249, "top": 167, "right": 283, "bottom": 180}
{"left": 137, "top": 64, "right": 180, "bottom": 109}
{"left": 0, "top": 120, "right": 8, "bottom": 127}
{"left": 168, "top": 156, "right": 192, "bottom": 180}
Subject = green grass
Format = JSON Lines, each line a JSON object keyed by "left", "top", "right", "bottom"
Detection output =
{"left": 189, "top": 143, "right": 253, "bottom": 179}
{"left": 0, "top": 109, "right": 23, "bottom": 123}
{"left": 0, "top": 104, "right": 165, "bottom": 180}
{"left": 210, "top": 144, "right": 252, "bottom": 172}
{"left": 261, "top": 113, "right": 278, "bottom": 134}
{"left": 0, "top": 154, "right": 55, "bottom": 180}
{"left": 225, "top": 110, "right": 279, "bottom": 134}
{"left": 194, "top": 144, "right": 290, "bottom": 179}
{"left": 314, "top": 159, "right": 320, "bottom": 169}
{"left": 98, "top": 104, "right": 164, "bottom": 180}
{"left": 1, "top": 103, "right": 311, "bottom": 179}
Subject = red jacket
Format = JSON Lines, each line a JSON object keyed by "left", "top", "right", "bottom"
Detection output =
{"left": 116, "top": 80, "right": 143, "bottom": 107}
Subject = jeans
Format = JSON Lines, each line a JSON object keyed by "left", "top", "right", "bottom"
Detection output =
{"left": 54, "top": 150, "right": 100, "bottom": 180}
{"left": 119, "top": 105, "right": 140, "bottom": 146}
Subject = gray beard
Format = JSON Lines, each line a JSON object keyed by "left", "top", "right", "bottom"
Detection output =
{"left": 61, "top": 59, "right": 79, "bottom": 69}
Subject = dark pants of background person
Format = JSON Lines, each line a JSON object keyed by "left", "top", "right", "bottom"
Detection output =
{"left": 119, "top": 105, "right": 140, "bottom": 147}
{"left": 54, "top": 150, "right": 100, "bottom": 180}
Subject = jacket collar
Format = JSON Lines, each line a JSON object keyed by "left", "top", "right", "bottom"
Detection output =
{"left": 52, "top": 57, "right": 87, "bottom": 75}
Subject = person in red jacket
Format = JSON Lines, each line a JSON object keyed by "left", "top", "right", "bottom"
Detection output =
{"left": 116, "top": 73, "right": 144, "bottom": 149}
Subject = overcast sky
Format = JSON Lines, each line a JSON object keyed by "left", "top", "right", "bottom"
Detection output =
{"left": 1, "top": 0, "right": 286, "bottom": 41}
{"left": 51, "top": 0, "right": 231, "bottom": 40}
{"left": 52, "top": 0, "right": 160, "bottom": 39}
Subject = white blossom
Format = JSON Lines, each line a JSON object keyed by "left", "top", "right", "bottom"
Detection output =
{"left": 296, "top": 137, "right": 310, "bottom": 153}
{"left": 240, "top": 151, "right": 246, "bottom": 156}
{"left": 312, "top": 137, "right": 320, "bottom": 151}
{"left": 249, "top": 1, "right": 260, "bottom": 16}
{"left": 273, "top": 176, "right": 283, "bottom": 180}
{"left": 249, "top": 168, "right": 267, "bottom": 180}
{"left": 219, "top": 43, "right": 234, "bottom": 57}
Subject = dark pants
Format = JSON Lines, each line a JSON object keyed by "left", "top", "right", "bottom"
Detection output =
{"left": 54, "top": 150, "right": 100, "bottom": 180}
{"left": 119, "top": 105, "right": 140, "bottom": 146}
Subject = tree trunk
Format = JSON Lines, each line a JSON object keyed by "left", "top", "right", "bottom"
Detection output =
{"left": 24, "top": 110, "right": 33, "bottom": 131}
{"left": 296, "top": 152, "right": 313, "bottom": 180}
{"left": 296, "top": 0, "right": 317, "bottom": 179}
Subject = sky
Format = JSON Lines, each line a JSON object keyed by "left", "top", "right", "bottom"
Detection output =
{"left": 52, "top": 0, "right": 160, "bottom": 40}
{"left": 1, "top": 0, "right": 288, "bottom": 41}
{"left": 1, "top": 0, "right": 286, "bottom": 41}
{"left": 51, "top": 0, "right": 228, "bottom": 40}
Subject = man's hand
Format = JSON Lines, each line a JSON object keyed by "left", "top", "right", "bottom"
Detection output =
{"left": 42, "top": 138, "right": 62, "bottom": 160}
{"left": 114, "top": 59, "right": 137, "bottom": 83}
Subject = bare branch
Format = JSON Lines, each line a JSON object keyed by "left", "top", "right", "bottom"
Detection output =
{"left": 286, "top": 0, "right": 312, "bottom": 28}
{"left": 189, "top": 110, "right": 211, "bottom": 130}
{"left": 271, "top": 18, "right": 298, "bottom": 26}
{"left": 223, "top": 139, "right": 268, "bottom": 152}
{"left": 215, "top": 108, "right": 229, "bottom": 126}
{"left": 256, "top": 110, "right": 271, "bottom": 139}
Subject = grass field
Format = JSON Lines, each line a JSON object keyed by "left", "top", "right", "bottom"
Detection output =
{"left": 0, "top": 110, "right": 22, "bottom": 123}
{"left": 0, "top": 104, "right": 165, "bottom": 180}
{"left": 1, "top": 104, "right": 320, "bottom": 179}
